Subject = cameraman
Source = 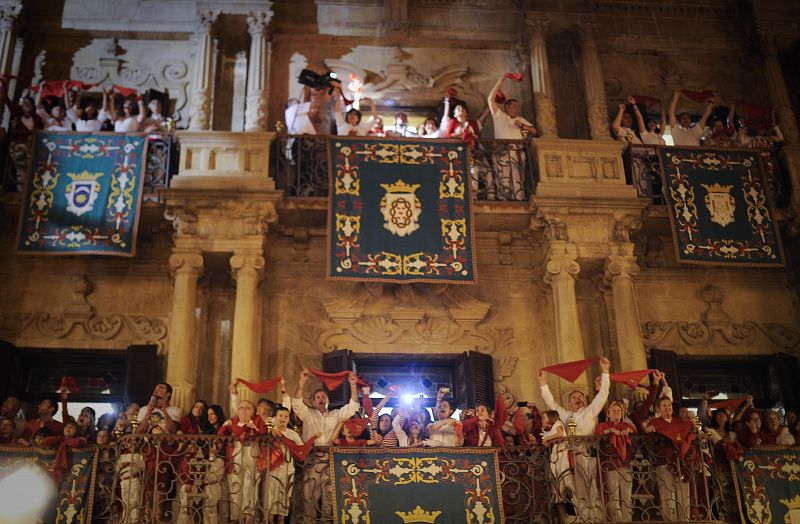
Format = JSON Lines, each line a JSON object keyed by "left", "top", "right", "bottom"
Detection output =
{"left": 136, "top": 382, "right": 181, "bottom": 434}
{"left": 333, "top": 85, "right": 378, "bottom": 136}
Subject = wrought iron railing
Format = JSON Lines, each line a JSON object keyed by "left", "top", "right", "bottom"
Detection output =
{"left": 1, "top": 131, "right": 177, "bottom": 198}
{"left": 624, "top": 144, "right": 791, "bottom": 207}
{"left": 48, "top": 433, "right": 731, "bottom": 523}
{"left": 270, "top": 135, "right": 538, "bottom": 201}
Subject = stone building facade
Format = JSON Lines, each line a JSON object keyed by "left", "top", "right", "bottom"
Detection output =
{"left": 0, "top": 0, "right": 798, "bottom": 414}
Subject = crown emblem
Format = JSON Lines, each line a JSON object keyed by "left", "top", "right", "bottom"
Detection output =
{"left": 395, "top": 505, "right": 442, "bottom": 523}
{"left": 380, "top": 179, "right": 420, "bottom": 194}
{"left": 700, "top": 182, "right": 733, "bottom": 194}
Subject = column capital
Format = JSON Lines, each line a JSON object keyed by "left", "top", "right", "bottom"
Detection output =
{"left": 230, "top": 253, "right": 265, "bottom": 281}
{"left": 0, "top": 1, "right": 21, "bottom": 32}
{"left": 194, "top": 9, "right": 219, "bottom": 35}
{"left": 577, "top": 21, "right": 599, "bottom": 43}
{"left": 756, "top": 28, "right": 777, "bottom": 57}
{"left": 169, "top": 251, "right": 204, "bottom": 275}
{"left": 246, "top": 10, "right": 273, "bottom": 37}
{"left": 526, "top": 19, "right": 550, "bottom": 39}
{"left": 602, "top": 256, "right": 640, "bottom": 287}
{"left": 544, "top": 255, "right": 580, "bottom": 285}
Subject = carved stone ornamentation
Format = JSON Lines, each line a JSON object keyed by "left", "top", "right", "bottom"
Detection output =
{"left": 304, "top": 283, "right": 514, "bottom": 355}
{"left": 534, "top": 92, "right": 558, "bottom": 138}
{"left": 641, "top": 284, "right": 800, "bottom": 351}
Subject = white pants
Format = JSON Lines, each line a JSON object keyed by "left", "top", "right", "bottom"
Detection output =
{"left": 571, "top": 444, "right": 602, "bottom": 521}
{"left": 656, "top": 464, "right": 686, "bottom": 521}
{"left": 602, "top": 466, "right": 632, "bottom": 522}
{"left": 228, "top": 442, "right": 260, "bottom": 521}
{"left": 119, "top": 477, "right": 142, "bottom": 523}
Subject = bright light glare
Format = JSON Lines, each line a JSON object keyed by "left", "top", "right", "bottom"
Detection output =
{"left": 402, "top": 394, "right": 415, "bottom": 405}
{"left": 0, "top": 467, "right": 55, "bottom": 522}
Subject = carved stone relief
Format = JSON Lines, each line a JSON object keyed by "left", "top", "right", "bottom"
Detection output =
{"left": 642, "top": 284, "right": 800, "bottom": 352}
{"left": 0, "top": 275, "right": 168, "bottom": 352}
{"left": 70, "top": 38, "right": 193, "bottom": 117}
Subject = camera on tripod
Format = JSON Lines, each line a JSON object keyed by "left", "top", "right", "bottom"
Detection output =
{"left": 298, "top": 69, "right": 340, "bottom": 93}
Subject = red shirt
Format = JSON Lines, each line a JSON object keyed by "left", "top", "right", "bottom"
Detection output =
{"left": 22, "top": 419, "right": 64, "bottom": 439}
{"left": 462, "top": 417, "right": 504, "bottom": 447}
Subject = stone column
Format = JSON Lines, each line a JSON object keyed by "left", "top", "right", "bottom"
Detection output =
{"left": 527, "top": 20, "right": 558, "bottom": 137}
{"left": 188, "top": 10, "right": 218, "bottom": 130}
{"left": 602, "top": 256, "right": 648, "bottom": 372}
{"left": 166, "top": 251, "right": 204, "bottom": 412}
{"left": 230, "top": 252, "right": 265, "bottom": 403}
{"left": 759, "top": 30, "right": 799, "bottom": 143}
{"left": 544, "top": 242, "right": 588, "bottom": 387}
{"left": 0, "top": 1, "right": 21, "bottom": 127}
{"left": 578, "top": 23, "right": 611, "bottom": 140}
{"left": 245, "top": 10, "right": 273, "bottom": 132}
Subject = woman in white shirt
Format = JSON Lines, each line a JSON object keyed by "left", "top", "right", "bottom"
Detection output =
{"left": 333, "top": 86, "right": 377, "bottom": 136}
{"left": 75, "top": 89, "right": 110, "bottom": 132}
{"left": 109, "top": 91, "right": 146, "bottom": 133}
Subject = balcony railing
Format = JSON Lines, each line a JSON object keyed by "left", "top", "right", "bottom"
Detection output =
{"left": 48, "top": 433, "right": 735, "bottom": 523}
{"left": 1, "top": 131, "right": 178, "bottom": 199}
{"left": 270, "top": 134, "right": 538, "bottom": 201}
{"left": 624, "top": 143, "right": 791, "bottom": 207}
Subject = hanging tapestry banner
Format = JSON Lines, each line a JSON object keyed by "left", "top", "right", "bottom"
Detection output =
{"left": 731, "top": 446, "right": 800, "bottom": 524}
{"left": 16, "top": 132, "right": 148, "bottom": 256}
{"left": 659, "top": 147, "right": 784, "bottom": 267}
{"left": 330, "top": 447, "right": 504, "bottom": 524}
{"left": 0, "top": 444, "right": 99, "bottom": 522}
{"left": 327, "top": 137, "right": 476, "bottom": 283}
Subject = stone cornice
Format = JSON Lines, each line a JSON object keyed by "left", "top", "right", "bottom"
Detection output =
{"left": 589, "top": 1, "right": 737, "bottom": 18}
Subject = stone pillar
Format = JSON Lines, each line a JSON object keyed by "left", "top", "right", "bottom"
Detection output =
{"left": 166, "top": 251, "right": 204, "bottom": 412}
{"left": 602, "top": 256, "right": 648, "bottom": 372}
{"left": 578, "top": 23, "right": 611, "bottom": 140}
{"left": 544, "top": 242, "right": 588, "bottom": 387}
{"left": 0, "top": 2, "right": 21, "bottom": 127}
{"left": 527, "top": 20, "right": 558, "bottom": 137}
{"left": 759, "top": 30, "right": 799, "bottom": 143}
{"left": 188, "top": 10, "right": 218, "bottom": 131}
{"left": 245, "top": 10, "right": 273, "bottom": 132}
{"left": 230, "top": 252, "right": 265, "bottom": 403}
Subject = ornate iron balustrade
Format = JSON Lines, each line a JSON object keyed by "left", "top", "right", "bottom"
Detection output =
{"left": 1, "top": 131, "right": 177, "bottom": 197}
{"left": 270, "top": 134, "right": 538, "bottom": 201}
{"left": 66, "top": 433, "right": 733, "bottom": 523}
{"left": 624, "top": 144, "right": 790, "bottom": 207}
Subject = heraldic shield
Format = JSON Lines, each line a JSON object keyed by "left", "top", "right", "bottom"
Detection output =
{"left": 379, "top": 179, "right": 421, "bottom": 237}
{"left": 328, "top": 137, "right": 476, "bottom": 283}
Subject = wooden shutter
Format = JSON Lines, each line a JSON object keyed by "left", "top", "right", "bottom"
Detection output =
{"left": 0, "top": 340, "right": 21, "bottom": 401}
{"left": 323, "top": 348, "right": 352, "bottom": 408}
{"left": 126, "top": 345, "right": 161, "bottom": 405}
{"left": 455, "top": 352, "right": 494, "bottom": 408}
{"left": 770, "top": 352, "right": 800, "bottom": 414}
{"left": 648, "top": 348, "right": 682, "bottom": 408}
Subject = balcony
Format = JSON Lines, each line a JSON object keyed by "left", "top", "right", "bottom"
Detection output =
{"left": 32, "top": 433, "right": 740, "bottom": 523}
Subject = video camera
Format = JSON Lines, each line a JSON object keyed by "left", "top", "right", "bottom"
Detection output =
{"left": 298, "top": 69, "right": 340, "bottom": 93}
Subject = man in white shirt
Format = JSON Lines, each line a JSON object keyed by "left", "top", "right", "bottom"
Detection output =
{"left": 387, "top": 112, "right": 417, "bottom": 137}
{"left": 487, "top": 75, "right": 538, "bottom": 200}
{"left": 291, "top": 369, "right": 359, "bottom": 523}
{"left": 668, "top": 89, "right": 714, "bottom": 146}
{"left": 136, "top": 382, "right": 182, "bottom": 434}
{"left": 539, "top": 356, "right": 611, "bottom": 521}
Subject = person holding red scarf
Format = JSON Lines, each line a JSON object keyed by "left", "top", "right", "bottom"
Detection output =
{"left": 462, "top": 394, "right": 506, "bottom": 447}
{"left": 595, "top": 401, "right": 636, "bottom": 522}
{"left": 265, "top": 406, "right": 307, "bottom": 523}
{"left": 218, "top": 400, "right": 267, "bottom": 523}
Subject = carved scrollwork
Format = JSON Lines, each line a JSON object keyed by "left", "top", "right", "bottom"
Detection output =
{"left": 84, "top": 315, "right": 125, "bottom": 340}
{"left": 641, "top": 285, "right": 799, "bottom": 352}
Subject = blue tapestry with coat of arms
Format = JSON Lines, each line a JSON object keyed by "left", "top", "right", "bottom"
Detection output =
{"left": 16, "top": 132, "right": 147, "bottom": 256}
{"left": 659, "top": 147, "right": 785, "bottom": 267}
{"left": 327, "top": 137, "right": 476, "bottom": 283}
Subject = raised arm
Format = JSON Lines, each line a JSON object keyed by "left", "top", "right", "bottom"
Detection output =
{"left": 136, "top": 94, "right": 146, "bottom": 124}
{"left": 612, "top": 103, "right": 625, "bottom": 136}
{"left": 229, "top": 383, "right": 240, "bottom": 415}
{"left": 335, "top": 373, "right": 361, "bottom": 421}
{"left": 538, "top": 370, "right": 563, "bottom": 413}
{"left": 487, "top": 75, "right": 504, "bottom": 115}
{"left": 726, "top": 103, "right": 736, "bottom": 129}
{"left": 392, "top": 414, "right": 409, "bottom": 446}
{"left": 630, "top": 96, "right": 647, "bottom": 134}
{"left": 697, "top": 96, "right": 715, "bottom": 129}
{"left": 108, "top": 92, "right": 118, "bottom": 121}
{"left": 291, "top": 369, "right": 312, "bottom": 421}
{"left": 668, "top": 89, "right": 680, "bottom": 129}
{"left": 585, "top": 358, "right": 611, "bottom": 418}
{"left": 439, "top": 96, "right": 451, "bottom": 132}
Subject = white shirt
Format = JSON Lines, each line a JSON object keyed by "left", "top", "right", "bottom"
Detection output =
{"left": 114, "top": 116, "right": 140, "bottom": 133}
{"left": 289, "top": 396, "right": 359, "bottom": 445}
{"left": 614, "top": 126, "right": 642, "bottom": 145}
{"left": 492, "top": 111, "right": 534, "bottom": 140}
{"left": 641, "top": 131, "right": 665, "bottom": 145}
{"left": 75, "top": 110, "right": 110, "bottom": 133}
{"left": 137, "top": 405, "right": 182, "bottom": 434}
{"left": 540, "top": 373, "right": 610, "bottom": 436}
{"left": 335, "top": 113, "right": 376, "bottom": 136}
{"left": 670, "top": 125, "right": 704, "bottom": 146}
{"left": 423, "top": 419, "right": 458, "bottom": 447}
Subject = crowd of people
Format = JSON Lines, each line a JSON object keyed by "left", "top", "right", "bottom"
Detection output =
{"left": 1, "top": 357, "right": 798, "bottom": 523}
{"left": 1, "top": 81, "right": 168, "bottom": 136}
